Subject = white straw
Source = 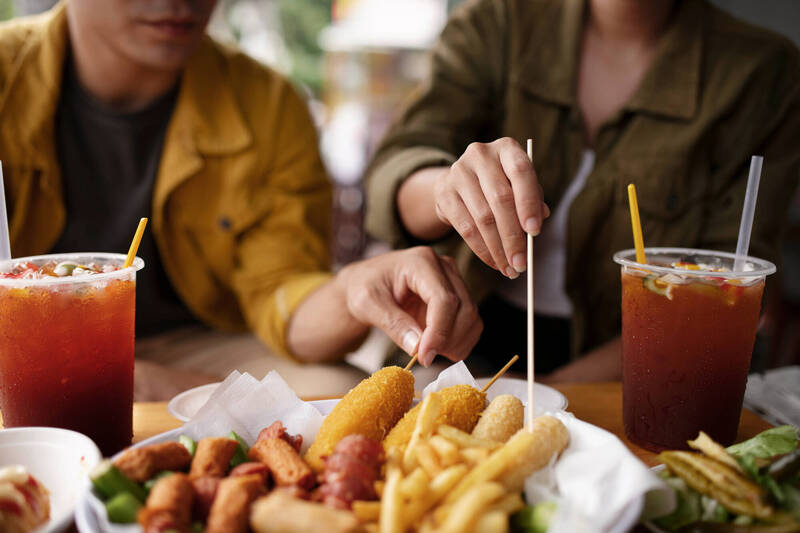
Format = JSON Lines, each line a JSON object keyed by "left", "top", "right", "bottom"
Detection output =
{"left": 0, "top": 161, "right": 11, "bottom": 265}
{"left": 733, "top": 156, "right": 763, "bottom": 272}
{"left": 526, "top": 139, "right": 535, "bottom": 432}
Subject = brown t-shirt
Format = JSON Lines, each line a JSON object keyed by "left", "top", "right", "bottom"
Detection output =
{"left": 51, "top": 61, "right": 196, "bottom": 337}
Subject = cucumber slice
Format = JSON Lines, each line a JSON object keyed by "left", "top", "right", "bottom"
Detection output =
{"left": 90, "top": 460, "right": 147, "bottom": 502}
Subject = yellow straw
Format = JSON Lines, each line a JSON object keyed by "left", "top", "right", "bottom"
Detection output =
{"left": 123, "top": 218, "right": 148, "bottom": 268}
{"left": 626, "top": 184, "right": 646, "bottom": 264}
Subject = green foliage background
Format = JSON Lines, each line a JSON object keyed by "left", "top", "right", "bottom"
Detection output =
{"left": 277, "top": 0, "right": 332, "bottom": 95}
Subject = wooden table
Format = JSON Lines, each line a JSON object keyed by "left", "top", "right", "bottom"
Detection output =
{"left": 132, "top": 381, "right": 772, "bottom": 466}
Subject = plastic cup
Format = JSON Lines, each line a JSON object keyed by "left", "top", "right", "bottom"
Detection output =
{"left": 613, "top": 247, "right": 775, "bottom": 451}
{"left": 0, "top": 253, "right": 144, "bottom": 455}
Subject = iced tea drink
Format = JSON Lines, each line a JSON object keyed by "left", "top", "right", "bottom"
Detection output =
{"left": 0, "top": 253, "right": 143, "bottom": 455}
{"left": 613, "top": 248, "right": 775, "bottom": 452}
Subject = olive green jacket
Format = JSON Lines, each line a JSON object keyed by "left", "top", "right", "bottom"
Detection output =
{"left": 0, "top": 5, "right": 333, "bottom": 359}
{"left": 365, "top": 0, "right": 800, "bottom": 357}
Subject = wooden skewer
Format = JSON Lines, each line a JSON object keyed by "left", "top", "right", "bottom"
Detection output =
{"left": 480, "top": 355, "right": 519, "bottom": 393}
{"left": 404, "top": 348, "right": 419, "bottom": 371}
{"left": 526, "top": 139, "right": 535, "bottom": 432}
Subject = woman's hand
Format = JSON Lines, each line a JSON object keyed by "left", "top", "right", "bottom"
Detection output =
{"left": 398, "top": 138, "right": 549, "bottom": 279}
{"left": 434, "top": 138, "right": 549, "bottom": 278}
{"left": 334, "top": 247, "right": 482, "bottom": 366}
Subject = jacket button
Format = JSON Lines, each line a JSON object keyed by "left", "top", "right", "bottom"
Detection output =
{"left": 218, "top": 217, "right": 232, "bottom": 231}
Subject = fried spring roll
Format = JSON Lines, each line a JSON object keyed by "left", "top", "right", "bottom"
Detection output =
{"left": 250, "top": 492, "right": 361, "bottom": 533}
{"left": 249, "top": 438, "right": 313, "bottom": 489}
{"left": 205, "top": 474, "right": 264, "bottom": 533}
{"left": 115, "top": 442, "right": 192, "bottom": 483}
{"left": 189, "top": 437, "right": 239, "bottom": 478}
{"left": 137, "top": 473, "right": 194, "bottom": 532}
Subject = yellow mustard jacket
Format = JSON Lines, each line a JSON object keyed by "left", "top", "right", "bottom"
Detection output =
{"left": 0, "top": 5, "right": 333, "bottom": 358}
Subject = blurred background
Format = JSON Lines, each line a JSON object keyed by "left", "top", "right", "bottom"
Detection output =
{"left": 5, "top": 0, "right": 800, "bottom": 367}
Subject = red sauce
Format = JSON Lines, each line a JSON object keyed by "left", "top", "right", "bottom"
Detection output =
{"left": 0, "top": 279, "right": 135, "bottom": 455}
{"left": 621, "top": 272, "right": 764, "bottom": 451}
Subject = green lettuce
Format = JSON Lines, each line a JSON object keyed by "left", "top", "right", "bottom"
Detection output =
{"left": 726, "top": 426, "right": 798, "bottom": 460}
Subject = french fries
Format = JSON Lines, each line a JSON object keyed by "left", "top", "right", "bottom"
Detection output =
{"left": 375, "top": 392, "right": 569, "bottom": 533}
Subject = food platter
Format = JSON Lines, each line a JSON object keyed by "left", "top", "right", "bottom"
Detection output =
{"left": 167, "top": 378, "right": 568, "bottom": 423}
{"left": 78, "top": 371, "right": 661, "bottom": 533}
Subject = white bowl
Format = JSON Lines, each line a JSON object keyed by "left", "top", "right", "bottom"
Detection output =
{"left": 0, "top": 427, "right": 102, "bottom": 533}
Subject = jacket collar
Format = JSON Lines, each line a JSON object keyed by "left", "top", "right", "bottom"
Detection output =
{"left": 517, "top": 0, "right": 702, "bottom": 120}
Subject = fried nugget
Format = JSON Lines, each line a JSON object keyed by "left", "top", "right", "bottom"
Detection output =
{"left": 114, "top": 442, "right": 192, "bottom": 483}
{"left": 471, "top": 395, "right": 524, "bottom": 443}
{"left": 190, "top": 437, "right": 239, "bottom": 478}
{"left": 205, "top": 474, "right": 264, "bottom": 533}
{"left": 304, "top": 366, "right": 414, "bottom": 472}
{"left": 383, "top": 384, "right": 486, "bottom": 451}
{"left": 138, "top": 472, "right": 194, "bottom": 530}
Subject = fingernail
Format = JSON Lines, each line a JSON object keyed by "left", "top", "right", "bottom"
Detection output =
{"left": 525, "top": 217, "right": 540, "bottom": 235}
{"left": 512, "top": 253, "right": 526, "bottom": 273}
{"left": 424, "top": 350, "right": 437, "bottom": 367}
{"left": 504, "top": 266, "right": 519, "bottom": 279}
{"left": 402, "top": 330, "right": 420, "bottom": 354}
{"left": 543, "top": 204, "right": 551, "bottom": 218}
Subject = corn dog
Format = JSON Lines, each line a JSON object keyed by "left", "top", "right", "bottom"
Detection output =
{"left": 305, "top": 366, "right": 414, "bottom": 472}
{"left": 471, "top": 395, "right": 524, "bottom": 443}
{"left": 384, "top": 385, "right": 486, "bottom": 451}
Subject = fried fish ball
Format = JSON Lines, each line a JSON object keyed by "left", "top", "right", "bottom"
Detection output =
{"left": 304, "top": 366, "right": 414, "bottom": 472}
{"left": 498, "top": 416, "right": 570, "bottom": 492}
{"left": 383, "top": 385, "right": 486, "bottom": 451}
{"left": 471, "top": 395, "right": 524, "bottom": 443}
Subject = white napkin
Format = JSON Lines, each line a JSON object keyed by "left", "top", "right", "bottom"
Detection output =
{"left": 421, "top": 365, "right": 675, "bottom": 533}
{"left": 183, "top": 370, "right": 324, "bottom": 453}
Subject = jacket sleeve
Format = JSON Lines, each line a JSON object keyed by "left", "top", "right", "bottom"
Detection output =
{"left": 364, "top": 0, "right": 508, "bottom": 247}
{"left": 231, "top": 83, "right": 333, "bottom": 361}
{"left": 697, "top": 40, "right": 800, "bottom": 267}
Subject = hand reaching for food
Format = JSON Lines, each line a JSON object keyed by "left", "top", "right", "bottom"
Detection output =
{"left": 334, "top": 247, "right": 483, "bottom": 366}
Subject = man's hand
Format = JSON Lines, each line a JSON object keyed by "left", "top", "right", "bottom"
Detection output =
{"left": 334, "top": 247, "right": 482, "bottom": 367}
{"left": 434, "top": 138, "right": 549, "bottom": 278}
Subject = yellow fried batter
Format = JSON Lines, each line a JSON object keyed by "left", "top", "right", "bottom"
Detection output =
{"left": 383, "top": 384, "right": 486, "bottom": 451}
{"left": 304, "top": 366, "right": 414, "bottom": 472}
{"left": 472, "top": 395, "right": 524, "bottom": 443}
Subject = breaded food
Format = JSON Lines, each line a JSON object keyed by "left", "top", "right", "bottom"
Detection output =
{"left": 190, "top": 437, "right": 239, "bottom": 478}
{"left": 206, "top": 474, "right": 264, "bottom": 533}
{"left": 137, "top": 472, "right": 194, "bottom": 530}
{"left": 249, "top": 437, "right": 314, "bottom": 488}
{"left": 471, "top": 395, "right": 524, "bottom": 443}
{"left": 383, "top": 384, "right": 486, "bottom": 451}
{"left": 304, "top": 366, "right": 414, "bottom": 472}
{"left": 114, "top": 442, "right": 192, "bottom": 483}
{"left": 250, "top": 492, "right": 361, "bottom": 533}
{"left": 498, "top": 416, "right": 570, "bottom": 491}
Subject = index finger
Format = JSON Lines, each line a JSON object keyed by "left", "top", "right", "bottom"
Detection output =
{"left": 404, "top": 253, "right": 460, "bottom": 366}
{"left": 494, "top": 139, "right": 546, "bottom": 235}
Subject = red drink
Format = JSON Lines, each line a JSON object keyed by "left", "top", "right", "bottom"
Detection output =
{"left": 614, "top": 248, "right": 774, "bottom": 452}
{"left": 0, "top": 254, "right": 143, "bottom": 455}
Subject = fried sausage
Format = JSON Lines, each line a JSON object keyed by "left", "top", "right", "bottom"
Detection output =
{"left": 189, "top": 437, "right": 239, "bottom": 478}
{"left": 190, "top": 475, "right": 221, "bottom": 521}
{"left": 115, "top": 442, "right": 192, "bottom": 483}
{"left": 304, "top": 366, "right": 414, "bottom": 472}
{"left": 137, "top": 473, "right": 194, "bottom": 533}
{"left": 205, "top": 474, "right": 264, "bottom": 533}
{"left": 249, "top": 438, "right": 313, "bottom": 489}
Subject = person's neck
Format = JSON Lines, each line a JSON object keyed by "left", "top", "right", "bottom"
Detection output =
{"left": 587, "top": 0, "right": 675, "bottom": 45}
{"left": 66, "top": 14, "right": 180, "bottom": 113}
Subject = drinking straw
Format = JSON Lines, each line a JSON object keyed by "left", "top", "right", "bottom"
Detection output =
{"left": 733, "top": 156, "right": 764, "bottom": 272}
{"left": 627, "top": 184, "right": 647, "bottom": 264}
{"left": 123, "top": 218, "right": 148, "bottom": 268}
{"left": 526, "top": 139, "right": 535, "bottom": 432}
{"left": 0, "top": 161, "right": 11, "bottom": 264}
